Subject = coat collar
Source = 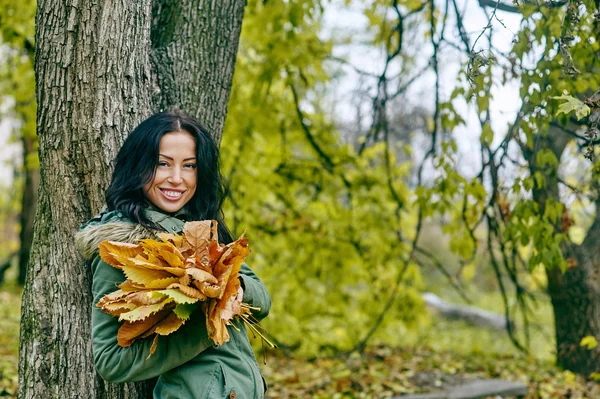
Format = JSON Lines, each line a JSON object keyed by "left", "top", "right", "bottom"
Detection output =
{"left": 142, "top": 203, "right": 188, "bottom": 234}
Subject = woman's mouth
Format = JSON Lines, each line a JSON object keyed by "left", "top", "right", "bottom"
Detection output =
{"left": 159, "top": 188, "right": 185, "bottom": 201}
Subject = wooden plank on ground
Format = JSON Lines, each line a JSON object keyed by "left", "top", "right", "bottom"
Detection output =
{"left": 394, "top": 378, "right": 528, "bottom": 399}
{"left": 447, "top": 379, "right": 527, "bottom": 399}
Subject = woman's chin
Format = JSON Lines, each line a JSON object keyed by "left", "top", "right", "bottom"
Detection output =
{"left": 154, "top": 200, "right": 185, "bottom": 214}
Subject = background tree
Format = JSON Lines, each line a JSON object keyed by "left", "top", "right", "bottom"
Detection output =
{"left": 0, "top": 0, "right": 37, "bottom": 285}
{"left": 18, "top": 1, "right": 245, "bottom": 398}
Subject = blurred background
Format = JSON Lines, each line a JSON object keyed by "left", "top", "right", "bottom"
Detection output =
{"left": 2, "top": 0, "right": 600, "bottom": 397}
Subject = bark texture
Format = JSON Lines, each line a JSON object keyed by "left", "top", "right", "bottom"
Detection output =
{"left": 151, "top": 0, "right": 246, "bottom": 145}
{"left": 18, "top": 0, "right": 245, "bottom": 398}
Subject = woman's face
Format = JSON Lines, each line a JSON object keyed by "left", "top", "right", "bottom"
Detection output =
{"left": 143, "top": 130, "right": 197, "bottom": 213}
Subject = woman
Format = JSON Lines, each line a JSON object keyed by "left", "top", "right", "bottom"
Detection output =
{"left": 75, "top": 111, "right": 270, "bottom": 399}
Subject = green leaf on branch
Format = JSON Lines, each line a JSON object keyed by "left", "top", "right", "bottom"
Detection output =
{"left": 552, "top": 95, "right": 590, "bottom": 120}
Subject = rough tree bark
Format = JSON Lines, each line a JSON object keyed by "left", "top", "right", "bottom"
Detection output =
{"left": 18, "top": 1, "right": 246, "bottom": 398}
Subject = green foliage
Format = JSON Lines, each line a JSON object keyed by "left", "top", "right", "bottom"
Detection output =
{"left": 0, "top": 284, "right": 21, "bottom": 397}
{"left": 552, "top": 95, "right": 590, "bottom": 121}
{"left": 222, "top": 0, "right": 600, "bottom": 359}
{"left": 222, "top": 0, "right": 426, "bottom": 355}
{"left": 0, "top": 0, "right": 38, "bottom": 157}
{"left": 580, "top": 336, "right": 598, "bottom": 350}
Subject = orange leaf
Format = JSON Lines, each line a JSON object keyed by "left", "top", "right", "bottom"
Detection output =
{"left": 183, "top": 221, "right": 213, "bottom": 251}
{"left": 139, "top": 239, "right": 185, "bottom": 263}
{"left": 146, "top": 335, "right": 159, "bottom": 360}
{"left": 119, "top": 298, "right": 174, "bottom": 322}
{"left": 166, "top": 283, "right": 207, "bottom": 300}
{"left": 206, "top": 300, "right": 230, "bottom": 345}
{"left": 143, "top": 277, "right": 181, "bottom": 289}
{"left": 117, "top": 305, "right": 173, "bottom": 347}
{"left": 128, "top": 257, "right": 186, "bottom": 277}
{"left": 125, "top": 291, "right": 167, "bottom": 306}
{"left": 194, "top": 281, "right": 220, "bottom": 298}
{"left": 100, "top": 301, "right": 137, "bottom": 317}
{"left": 154, "top": 313, "right": 186, "bottom": 336}
{"left": 97, "top": 289, "right": 130, "bottom": 307}
{"left": 179, "top": 273, "right": 191, "bottom": 286}
{"left": 186, "top": 268, "right": 218, "bottom": 284}
{"left": 121, "top": 265, "right": 174, "bottom": 286}
{"left": 99, "top": 241, "right": 144, "bottom": 268}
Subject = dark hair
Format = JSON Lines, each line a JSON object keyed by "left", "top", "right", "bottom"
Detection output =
{"left": 105, "top": 110, "right": 233, "bottom": 243}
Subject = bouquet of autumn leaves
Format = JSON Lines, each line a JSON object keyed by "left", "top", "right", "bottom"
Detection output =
{"left": 96, "top": 220, "right": 267, "bottom": 358}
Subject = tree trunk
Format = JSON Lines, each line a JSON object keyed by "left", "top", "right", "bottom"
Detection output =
{"left": 546, "top": 147, "right": 600, "bottom": 375}
{"left": 18, "top": 1, "right": 245, "bottom": 398}
{"left": 150, "top": 1, "right": 245, "bottom": 145}
{"left": 547, "top": 247, "right": 600, "bottom": 376}
{"left": 18, "top": 135, "right": 39, "bottom": 285}
{"left": 523, "top": 123, "right": 600, "bottom": 375}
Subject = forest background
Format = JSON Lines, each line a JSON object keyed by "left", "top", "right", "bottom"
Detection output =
{"left": 1, "top": 0, "right": 600, "bottom": 397}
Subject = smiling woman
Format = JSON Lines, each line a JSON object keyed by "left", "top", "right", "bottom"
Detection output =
{"left": 75, "top": 110, "right": 271, "bottom": 399}
{"left": 143, "top": 131, "right": 198, "bottom": 214}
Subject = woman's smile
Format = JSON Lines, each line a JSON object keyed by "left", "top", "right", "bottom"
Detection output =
{"left": 159, "top": 188, "right": 186, "bottom": 200}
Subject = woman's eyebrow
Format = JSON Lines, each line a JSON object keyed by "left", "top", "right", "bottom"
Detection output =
{"left": 159, "top": 154, "right": 196, "bottom": 161}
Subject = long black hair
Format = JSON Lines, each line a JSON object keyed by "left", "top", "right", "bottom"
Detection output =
{"left": 105, "top": 110, "right": 233, "bottom": 243}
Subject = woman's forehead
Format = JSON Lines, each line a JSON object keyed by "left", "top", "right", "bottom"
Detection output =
{"left": 159, "top": 131, "right": 196, "bottom": 156}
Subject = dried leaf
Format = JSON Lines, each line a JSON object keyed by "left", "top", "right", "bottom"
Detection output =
{"left": 126, "top": 291, "right": 166, "bottom": 306}
{"left": 99, "top": 241, "right": 144, "bottom": 268}
{"left": 140, "top": 239, "right": 185, "bottom": 263}
{"left": 186, "top": 268, "right": 218, "bottom": 284}
{"left": 159, "top": 284, "right": 206, "bottom": 303}
{"left": 208, "top": 241, "right": 225, "bottom": 266}
{"left": 206, "top": 300, "right": 230, "bottom": 345}
{"left": 156, "top": 232, "right": 176, "bottom": 242}
{"left": 117, "top": 280, "right": 142, "bottom": 291}
{"left": 194, "top": 281, "right": 221, "bottom": 298}
{"left": 117, "top": 305, "right": 173, "bottom": 347}
{"left": 183, "top": 221, "right": 213, "bottom": 251}
{"left": 154, "top": 313, "right": 186, "bottom": 336}
{"left": 97, "top": 220, "right": 261, "bottom": 352}
{"left": 165, "top": 284, "right": 207, "bottom": 301}
{"left": 179, "top": 273, "right": 191, "bottom": 286}
{"left": 146, "top": 335, "right": 159, "bottom": 360}
{"left": 121, "top": 265, "right": 174, "bottom": 286}
{"left": 119, "top": 298, "right": 173, "bottom": 322}
{"left": 141, "top": 277, "right": 181, "bottom": 289}
{"left": 128, "top": 257, "right": 186, "bottom": 277}
{"left": 97, "top": 289, "right": 130, "bottom": 307}
{"left": 101, "top": 301, "right": 137, "bottom": 317}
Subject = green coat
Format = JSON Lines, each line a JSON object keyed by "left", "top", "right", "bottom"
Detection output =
{"left": 75, "top": 207, "right": 271, "bottom": 399}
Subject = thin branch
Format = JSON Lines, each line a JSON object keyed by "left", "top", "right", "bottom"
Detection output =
{"left": 414, "top": 246, "right": 472, "bottom": 303}
{"left": 289, "top": 84, "right": 335, "bottom": 172}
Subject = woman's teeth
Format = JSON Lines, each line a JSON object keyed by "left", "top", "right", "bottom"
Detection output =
{"left": 162, "top": 190, "right": 183, "bottom": 199}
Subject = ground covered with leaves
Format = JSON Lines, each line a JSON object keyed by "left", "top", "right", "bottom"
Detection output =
{"left": 261, "top": 345, "right": 599, "bottom": 398}
{"left": 1, "top": 284, "right": 598, "bottom": 398}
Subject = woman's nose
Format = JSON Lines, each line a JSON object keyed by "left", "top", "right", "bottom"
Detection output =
{"left": 168, "top": 169, "right": 183, "bottom": 184}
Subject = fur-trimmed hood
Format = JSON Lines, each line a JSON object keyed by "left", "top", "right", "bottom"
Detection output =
{"left": 75, "top": 221, "right": 157, "bottom": 260}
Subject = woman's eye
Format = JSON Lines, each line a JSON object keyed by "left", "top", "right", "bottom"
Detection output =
{"left": 157, "top": 161, "right": 168, "bottom": 167}
{"left": 185, "top": 163, "right": 197, "bottom": 169}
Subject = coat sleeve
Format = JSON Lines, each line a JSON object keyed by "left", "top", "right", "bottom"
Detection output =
{"left": 91, "top": 255, "right": 214, "bottom": 383}
{"left": 238, "top": 262, "right": 271, "bottom": 322}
